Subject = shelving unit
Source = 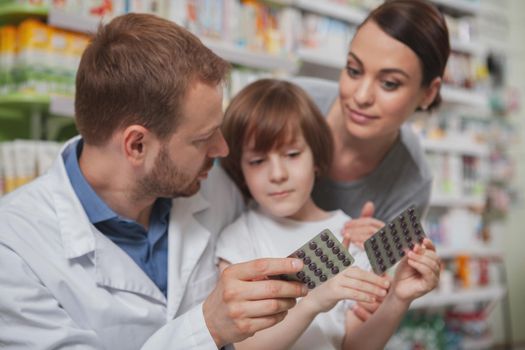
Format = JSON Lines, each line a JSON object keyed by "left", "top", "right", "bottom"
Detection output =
{"left": 410, "top": 285, "right": 506, "bottom": 309}
{"left": 292, "top": 0, "right": 366, "bottom": 24}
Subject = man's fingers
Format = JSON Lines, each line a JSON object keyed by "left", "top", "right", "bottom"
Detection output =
{"left": 226, "top": 279, "right": 307, "bottom": 301}
{"left": 228, "top": 258, "right": 303, "bottom": 281}
{"left": 360, "top": 201, "right": 375, "bottom": 218}
{"left": 231, "top": 311, "right": 289, "bottom": 337}
{"left": 227, "top": 299, "right": 297, "bottom": 319}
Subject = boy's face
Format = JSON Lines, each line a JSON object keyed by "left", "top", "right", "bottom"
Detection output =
{"left": 241, "top": 133, "right": 318, "bottom": 221}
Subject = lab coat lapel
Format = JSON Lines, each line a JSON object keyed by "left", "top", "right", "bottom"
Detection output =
{"left": 52, "top": 140, "right": 166, "bottom": 304}
{"left": 166, "top": 192, "right": 210, "bottom": 319}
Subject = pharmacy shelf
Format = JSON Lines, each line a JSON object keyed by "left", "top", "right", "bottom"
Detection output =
{"left": 410, "top": 285, "right": 506, "bottom": 309}
{"left": 0, "top": 3, "right": 47, "bottom": 25}
{"left": 462, "top": 334, "right": 494, "bottom": 350}
{"left": 429, "top": 194, "right": 485, "bottom": 208}
{"left": 202, "top": 38, "right": 299, "bottom": 73}
{"left": 436, "top": 245, "right": 502, "bottom": 259}
{"left": 296, "top": 48, "right": 345, "bottom": 69}
{"left": 451, "top": 39, "right": 485, "bottom": 55}
{"left": 48, "top": 8, "right": 101, "bottom": 33}
{"left": 0, "top": 93, "right": 74, "bottom": 118}
{"left": 293, "top": 0, "right": 366, "bottom": 24}
{"left": 441, "top": 85, "right": 488, "bottom": 109}
{"left": 430, "top": 0, "right": 480, "bottom": 16}
{"left": 421, "top": 138, "right": 489, "bottom": 157}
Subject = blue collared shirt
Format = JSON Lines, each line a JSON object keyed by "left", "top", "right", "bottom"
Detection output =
{"left": 63, "top": 139, "right": 171, "bottom": 297}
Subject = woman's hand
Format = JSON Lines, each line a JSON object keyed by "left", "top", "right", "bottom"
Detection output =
{"left": 301, "top": 266, "right": 390, "bottom": 314}
{"left": 391, "top": 238, "right": 441, "bottom": 303}
{"left": 341, "top": 202, "right": 384, "bottom": 249}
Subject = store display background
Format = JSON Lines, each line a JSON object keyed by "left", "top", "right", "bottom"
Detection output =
{"left": 491, "top": 0, "right": 525, "bottom": 346}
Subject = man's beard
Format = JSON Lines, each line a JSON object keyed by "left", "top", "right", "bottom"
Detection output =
{"left": 135, "top": 144, "right": 213, "bottom": 200}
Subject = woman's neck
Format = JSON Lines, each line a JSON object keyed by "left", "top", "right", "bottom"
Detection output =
{"left": 326, "top": 98, "right": 400, "bottom": 182}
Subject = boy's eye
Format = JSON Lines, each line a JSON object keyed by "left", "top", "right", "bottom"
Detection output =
{"left": 286, "top": 150, "right": 301, "bottom": 158}
{"left": 248, "top": 158, "right": 265, "bottom": 166}
{"left": 381, "top": 80, "right": 400, "bottom": 91}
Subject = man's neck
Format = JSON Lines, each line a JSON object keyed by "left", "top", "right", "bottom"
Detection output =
{"left": 78, "top": 143, "right": 156, "bottom": 228}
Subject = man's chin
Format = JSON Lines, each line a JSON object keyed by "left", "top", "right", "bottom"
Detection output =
{"left": 177, "top": 181, "right": 201, "bottom": 198}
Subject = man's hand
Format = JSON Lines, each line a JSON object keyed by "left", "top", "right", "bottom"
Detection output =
{"left": 342, "top": 201, "right": 384, "bottom": 249}
{"left": 203, "top": 258, "right": 307, "bottom": 347}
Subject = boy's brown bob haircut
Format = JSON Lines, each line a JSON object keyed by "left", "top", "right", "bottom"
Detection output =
{"left": 221, "top": 79, "right": 334, "bottom": 200}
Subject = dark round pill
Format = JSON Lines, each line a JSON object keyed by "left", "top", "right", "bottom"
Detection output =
{"left": 380, "top": 265, "right": 386, "bottom": 272}
{"left": 418, "top": 236, "right": 424, "bottom": 244}
{"left": 403, "top": 229, "right": 410, "bottom": 235}
{"left": 409, "top": 243, "right": 415, "bottom": 250}
{"left": 380, "top": 230, "right": 386, "bottom": 236}
{"left": 332, "top": 246, "right": 340, "bottom": 254}
{"left": 337, "top": 252, "right": 345, "bottom": 261}
{"left": 412, "top": 222, "right": 419, "bottom": 228}
{"left": 371, "top": 237, "right": 376, "bottom": 243}
{"left": 297, "top": 271, "right": 305, "bottom": 279}
{"left": 399, "top": 250, "right": 406, "bottom": 257}
{"left": 315, "top": 268, "right": 322, "bottom": 276}
{"left": 381, "top": 236, "right": 388, "bottom": 243}
{"left": 303, "top": 276, "right": 311, "bottom": 283}
{"left": 387, "top": 251, "right": 393, "bottom": 257}
{"left": 415, "top": 229, "right": 422, "bottom": 235}
{"left": 393, "top": 236, "right": 400, "bottom": 243}
{"left": 389, "top": 223, "right": 395, "bottom": 229}
{"left": 384, "top": 243, "right": 391, "bottom": 250}
{"left": 396, "top": 243, "right": 403, "bottom": 250}
{"left": 303, "top": 256, "right": 311, "bottom": 264}
{"left": 308, "top": 281, "right": 316, "bottom": 289}
{"left": 401, "top": 222, "right": 407, "bottom": 229}
{"left": 326, "top": 239, "right": 335, "bottom": 248}
{"left": 309, "top": 262, "right": 317, "bottom": 271}
{"left": 296, "top": 250, "right": 305, "bottom": 258}
{"left": 309, "top": 241, "right": 317, "bottom": 250}
{"left": 343, "top": 258, "right": 351, "bottom": 266}
{"left": 331, "top": 266, "right": 339, "bottom": 274}
{"left": 315, "top": 248, "right": 323, "bottom": 256}
{"left": 377, "top": 257, "right": 384, "bottom": 264}
{"left": 406, "top": 236, "right": 413, "bottom": 242}
{"left": 391, "top": 229, "right": 398, "bottom": 236}
{"left": 409, "top": 207, "right": 415, "bottom": 215}
{"left": 319, "top": 274, "right": 327, "bottom": 282}
{"left": 390, "top": 257, "right": 396, "bottom": 264}
{"left": 320, "top": 232, "right": 329, "bottom": 241}
{"left": 372, "top": 243, "right": 378, "bottom": 250}
{"left": 399, "top": 215, "right": 405, "bottom": 221}
{"left": 326, "top": 260, "right": 334, "bottom": 268}
{"left": 320, "top": 254, "right": 328, "bottom": 263}
{"left": 374, "top": 250, "right": 381, "bottom": 257}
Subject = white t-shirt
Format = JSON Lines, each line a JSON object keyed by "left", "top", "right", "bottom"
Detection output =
{"left": 216, "top": 206, "right": 371, "bottom": 350}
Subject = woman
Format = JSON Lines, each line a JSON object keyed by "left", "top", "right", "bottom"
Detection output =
{"left": 295, "top": 0, "right": 450, "bottom": 244}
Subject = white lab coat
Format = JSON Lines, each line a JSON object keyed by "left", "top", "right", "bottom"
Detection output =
{"left": 0, "top": 139, "right": 243, "bottom": 349}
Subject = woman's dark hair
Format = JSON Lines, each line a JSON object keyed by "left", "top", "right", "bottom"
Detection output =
{"left": 361, "top": 0, "right": 450, "bottom": 110}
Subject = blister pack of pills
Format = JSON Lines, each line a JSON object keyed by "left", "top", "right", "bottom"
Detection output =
{"left": 277, "top": 229, "right": 354, "bottom": 289}
{"left": 364, "top": 206, "right": 426, "bottom": 275}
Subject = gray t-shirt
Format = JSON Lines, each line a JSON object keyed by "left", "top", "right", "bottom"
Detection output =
{"left": 292, "top": 77, "right": 433, "bottom": 222}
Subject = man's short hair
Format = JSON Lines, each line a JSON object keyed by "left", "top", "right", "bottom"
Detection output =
{"left": 75, "top": 13, "right": 230, "bottom": 145}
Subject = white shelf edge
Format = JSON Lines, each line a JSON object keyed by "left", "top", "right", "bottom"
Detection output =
{"left": 436, "top": 245, "right": 502, "bottom": 259}
{"left": 201, "top": 38, "right": 298, "bottom": 73}
{"left": 410, "top": 285, "right": 506, "bottom": 309}
{"left": 462, "top": 334, "right": 494, "bottom": 350}
{"left": 422, "top": 138, "right": 489, "bottom": 157}
{"left": 441, "top": 85, "right": 488, "bottom": 109}
{"left": 451, "top": 39, "right": 485, "bottom": 55}
{"left": 48, "top": 8, "right": 102, "bottom": 33}
{"left": 49, "top": 95, "right": 75, "bottom": 118}
{"left": 430, "top": 0, "right": 480, "bottom": 15}
{"left": 293, "top": 0, "right": 367, "bottom": 24}
{"left": 296, "top": 48, "right": 345, "bottom": 69}
{"left": 429, "top": 194, "right": 485, "bottom": 207}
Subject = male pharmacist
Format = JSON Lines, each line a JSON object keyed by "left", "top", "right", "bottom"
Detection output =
{"left": 0, "top": 13, "right": 306, "bottom": 349}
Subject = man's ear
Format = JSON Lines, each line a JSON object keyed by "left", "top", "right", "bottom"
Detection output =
{"left": 122, "top": 125, "right": 153, "bottom": 166}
